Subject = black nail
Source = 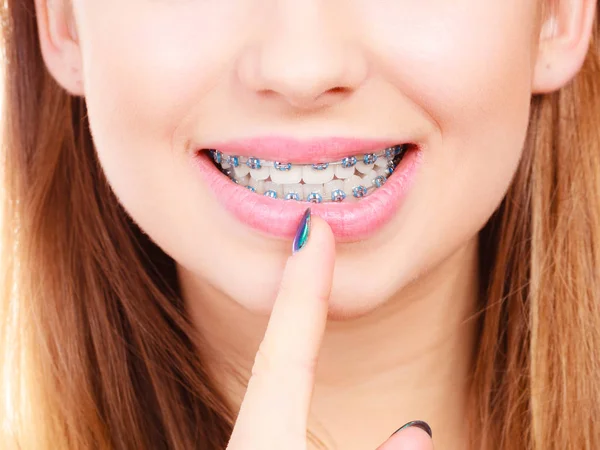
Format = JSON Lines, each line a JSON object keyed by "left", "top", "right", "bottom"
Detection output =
{"left": 392, "top": 420, "right": 433, "bottom": 438}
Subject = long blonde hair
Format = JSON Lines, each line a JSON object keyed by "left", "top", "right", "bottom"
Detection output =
{"left": 1, "top": 1, "right": 599, "bottom": 449}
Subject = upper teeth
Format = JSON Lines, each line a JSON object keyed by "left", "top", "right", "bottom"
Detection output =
{"left": 207, "top": 145, "right": 407, "bottom": 203}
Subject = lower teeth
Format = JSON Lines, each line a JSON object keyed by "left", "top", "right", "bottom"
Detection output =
{"left": 207, "top": 145, "right": 408, "bottom": 203}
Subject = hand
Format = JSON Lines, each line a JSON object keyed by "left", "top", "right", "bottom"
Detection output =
{"left": 227, "top": 210, "right": 434, "bottom": 450}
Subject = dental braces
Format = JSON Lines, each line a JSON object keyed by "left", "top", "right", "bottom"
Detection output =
{"left": 207, "top": 145, "right": 408, "bottom": 203}
{"left": 207, "top": 144, "right": 407, "bottom": 171}
{"left": 242, "top": 172, "right": 389, "bottom": 203}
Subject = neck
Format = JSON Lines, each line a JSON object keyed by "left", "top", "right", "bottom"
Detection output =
{"left": 181, "top": 238, "right": 479, "bottom": 450}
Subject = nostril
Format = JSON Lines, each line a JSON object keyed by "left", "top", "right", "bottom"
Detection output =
{"left": 257, "top": 89, "right": 346, "bottom": 111}
{"left": 327, "top": 87, "right": 350, "bottom": 95}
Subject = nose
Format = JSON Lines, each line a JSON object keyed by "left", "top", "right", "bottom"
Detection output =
{"left": 236, "top": 0, "right": 368, "bottom": 111}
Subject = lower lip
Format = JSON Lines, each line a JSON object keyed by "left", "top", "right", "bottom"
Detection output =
{"left": 190, "top": 149, "right": 422, "bottom": 241}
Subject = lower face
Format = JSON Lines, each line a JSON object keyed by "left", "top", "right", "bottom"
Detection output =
{"left": 73, "top": 0, "right": 540, "bottom": 317}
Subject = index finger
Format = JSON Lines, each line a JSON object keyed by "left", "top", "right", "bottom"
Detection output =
{"left": 227, "top": 209, "right": 335, "bottom": 448}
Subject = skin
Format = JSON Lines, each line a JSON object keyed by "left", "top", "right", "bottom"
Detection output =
{"left": 37, "top": 0, "right": 596, "bottom": 448}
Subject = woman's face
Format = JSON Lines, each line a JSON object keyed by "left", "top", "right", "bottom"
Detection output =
{"left": 64, "top": 0, "right": 542, "bottom": 316}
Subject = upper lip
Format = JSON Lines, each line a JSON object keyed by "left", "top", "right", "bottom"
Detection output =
{"left": 196, "top": 136, "right": 415, "bottom": 164}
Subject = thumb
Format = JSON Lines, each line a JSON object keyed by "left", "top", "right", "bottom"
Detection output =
{"left": 377, "top": 421, "right": 434, "bottom": 450}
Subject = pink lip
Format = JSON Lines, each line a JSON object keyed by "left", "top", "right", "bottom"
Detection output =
{"left": 190, "top": 138, "right": 422, "bottom": 242}
{"left": 198, "top": 136, "right": 411, "bottom": 164}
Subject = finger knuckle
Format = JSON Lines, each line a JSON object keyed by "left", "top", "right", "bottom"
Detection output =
{"left": 276, "top": 275, "right": 296, "bottom": 301}
{"left": 252, "top": 345, "right": 318, "bottom": 381}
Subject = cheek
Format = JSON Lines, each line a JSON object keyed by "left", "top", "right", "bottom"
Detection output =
{"left": 78, "top": 2, "right": 245, "bottom": 145}
{"left": 75, "top": 2, "right": 250, "bottom": 235}
{"left": 377, "top": 0, "right": 536, "bottom": 213}
{"left": 330, "top": 1, "right": 538, "bottom": 312}
{"left": 366, "top": 0, "right": 537, "bottom": 141}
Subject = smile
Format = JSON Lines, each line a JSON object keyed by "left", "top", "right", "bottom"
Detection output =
{"left": 190, "top": 137, "right": 422, "bottom": 241}
{"left": 206, "top": 145, "right": 408, "bottom": 203}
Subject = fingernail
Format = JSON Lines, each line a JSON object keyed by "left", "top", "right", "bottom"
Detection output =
{"left": 392, "top": 420, "right": 433, "bottom": 438}
{"left": 292, "top": 208, "right": 311, "bottom": 254}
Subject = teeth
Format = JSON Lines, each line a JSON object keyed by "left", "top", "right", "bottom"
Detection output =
{"left": 270, "top": 165, "right": 302, "bottom": 184}
{"left": 303, "top": 184, "right": 324, "bottom": 201}
{"left": 343, "top": 175, "right": 365, "bottom": 196}
{"left": 248, "top": 178, "right": 265, "bottom": 194}
{"left": 236, "top": 174, "right": 250, "bottom": 186}
{"left": 376, "top": 165, "right": 390, "bottom": 177}
{"left": 302, "top": 164, "right": 335, "bottom": 184}
{"left": 375, "top": 158, "right": 389, "bottom": 168}
{"left": 263, "top": 181, "right": 283, "bottom": 199}
{"left": 283, "top": 184, "right": 303, "bottom": 200}
{"left": 324, "top": 180, "right": 345, "bottom": 199}
{"left": 234, "top": 164, "right": 250, "bottom": 178}
{"left": 209, "top": 144, "right": 410, "bottom": 202}
{"left": 250, "top": 165, "right": 270, "bottom": 181}
{"left": 361, "top": 170, "right": 379, "bottom": 187}
{"left": 335, "top": 164, "right": 355, "bottom": 179}
{"left": 355, "top": 161, "right": 375, "bottom": 174}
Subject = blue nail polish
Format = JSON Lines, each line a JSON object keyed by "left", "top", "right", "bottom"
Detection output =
{"left": 292, "top": 208, "right": 311, "bottom": 254}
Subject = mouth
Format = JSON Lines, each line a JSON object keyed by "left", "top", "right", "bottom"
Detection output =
{"left": 190, "top": 137, "right": 422, "bottom": 241}
{"left": 203, "top": 144, "right": 411, "bottom": 203}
